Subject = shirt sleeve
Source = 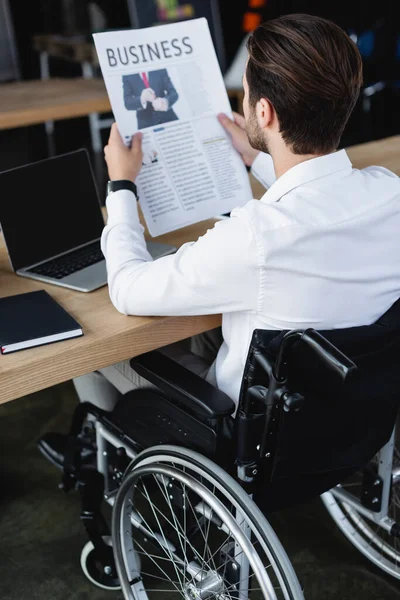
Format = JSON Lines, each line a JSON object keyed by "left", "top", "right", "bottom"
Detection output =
{"left": 251, "top": 152, "right": 276, "bottom": 189}
{"left": 101, "top": 191, "right": 260, "bottom": 317}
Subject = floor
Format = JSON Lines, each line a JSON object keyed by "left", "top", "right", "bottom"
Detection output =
{"left": 0, "top": 108, "right": 400, "bottom": 599}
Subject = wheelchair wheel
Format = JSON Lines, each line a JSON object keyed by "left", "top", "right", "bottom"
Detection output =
{"left": 322, "top": 457, "right": 400, "bottom": 580}
{"left": 112, "top": 445, "right": 304, "bottom": 600}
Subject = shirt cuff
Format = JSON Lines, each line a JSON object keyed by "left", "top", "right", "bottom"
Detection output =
{"left": 251, "top": 152, "right": 276, "bottom": 189}
{"left": 106, "top": 189, "right": 141, "bottom": 228}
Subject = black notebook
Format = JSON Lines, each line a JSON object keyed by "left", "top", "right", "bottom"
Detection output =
{"left": 0, "top": 290, "right": 83, "bottom": 354}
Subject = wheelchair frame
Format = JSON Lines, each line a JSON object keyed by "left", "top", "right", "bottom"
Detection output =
{"left": 57, "top": 326, "right": 400, "bottom": 596}
{"left": 327, "top": 426, "right": 397, "bottom": 532}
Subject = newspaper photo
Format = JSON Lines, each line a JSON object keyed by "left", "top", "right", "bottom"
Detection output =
{"left": 93, "top": 18, "right": 253, "bottom": 237}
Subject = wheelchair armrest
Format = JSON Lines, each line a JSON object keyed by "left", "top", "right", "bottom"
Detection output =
{"left": 130, "top": 351, "right": 235, "bottom": 419}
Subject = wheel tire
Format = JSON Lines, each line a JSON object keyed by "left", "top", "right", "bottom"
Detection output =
{"left": 80, "top": 535, "right": 121, "bottom": 591}
{"left": 322, "top": 490, "right": 400, "bottom": 580}
{"left": 113, "top": 444, "right": 304, "bottom": 600}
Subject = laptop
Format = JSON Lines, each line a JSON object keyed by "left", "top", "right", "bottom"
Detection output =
{"left": 0, "top": 149, "right": 176, "bottom": 292}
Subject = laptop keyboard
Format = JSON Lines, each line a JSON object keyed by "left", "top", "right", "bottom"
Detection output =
{"left": 27, "top": 241, "right": 104, "bottom": 280}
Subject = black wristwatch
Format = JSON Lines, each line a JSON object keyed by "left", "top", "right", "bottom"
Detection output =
{"left": 107, "top": 179, "right": 138, "bottom": 198}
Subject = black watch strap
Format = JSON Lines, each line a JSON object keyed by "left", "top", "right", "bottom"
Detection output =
{"left": 107, "top": 179, "right": 138, "bottom": 197}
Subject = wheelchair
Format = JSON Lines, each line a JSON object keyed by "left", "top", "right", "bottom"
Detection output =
{"left": 51, "top": 298, "right": 400, "bottom": 599}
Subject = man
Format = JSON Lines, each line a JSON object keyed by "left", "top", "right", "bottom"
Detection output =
{"left": 123, "top": 68, "right": 179, "bottom": 129}
{"left": 39, "top": 14, "right": 400, "bottom": 466}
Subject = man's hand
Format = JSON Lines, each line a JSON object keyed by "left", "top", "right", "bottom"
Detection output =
{"left": 104, "top": 123, "right": 143, "bottom": 183}
{"left": 218, "top": 112, "right": 260, "bottom": 167}
{"left": 140, "top": 88, "right": 156, "bottom": 105}
{"left": 152, "top": 97, "right": 169, "bottom": 112}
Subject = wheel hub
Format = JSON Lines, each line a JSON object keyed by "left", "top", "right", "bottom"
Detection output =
{"left": 184, "top": 572, "right": 225, "bottom": 600}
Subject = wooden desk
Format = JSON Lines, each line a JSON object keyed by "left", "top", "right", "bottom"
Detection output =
{"left": 0, "top": 218, "right": 221, "bottom": 406}
{"left": 0, "top": 136, "right": 398, "bottom": 406}
{"left": 0, "top": 78, "right": 111, "bottom": 131}
{"left": 0, "top": 78, "right": 244, "bottom": 150}
{"left": 33, "top": 35, "right": 99, "bottom": 67}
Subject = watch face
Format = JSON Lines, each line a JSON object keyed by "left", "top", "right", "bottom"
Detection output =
{"left": 107, "top": 181, "right": 112, "bottom": 195}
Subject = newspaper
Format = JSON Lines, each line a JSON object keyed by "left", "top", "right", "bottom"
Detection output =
{"left": 93, "top": 18, "right": 253, "bottom": 237}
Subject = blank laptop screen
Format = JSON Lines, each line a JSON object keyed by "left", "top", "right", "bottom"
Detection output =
{"left": 0, "top": 149, "right": 105, "bottom": 271}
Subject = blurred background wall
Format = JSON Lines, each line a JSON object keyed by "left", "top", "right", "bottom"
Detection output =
{"left": 2, "top": 0, "right": 399, "bottom": 158}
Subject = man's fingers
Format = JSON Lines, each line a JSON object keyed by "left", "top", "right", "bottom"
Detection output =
{"left": 217, "top": 113, "right": 238, "bottom": 135}
{"left": 233, "top": 111, "right": 246, "bottom": 129}
{"left": 131, "top": 132, "right": 143, "bottom": 155}
{"left": 109, "top": 122, "right": 123, "bottom": 145}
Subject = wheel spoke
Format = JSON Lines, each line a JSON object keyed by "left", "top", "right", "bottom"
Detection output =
{"left": 201, "top": 486, "right": 215, "bottom": 577}
{"left": 183, "top": 480, "right": 188, "bottom": 586}
{"left": 140, "top": 478, "right": 186, "bottom": 590}
{"left": 138, "top": 569, "right": 181, "bottom": 584}
{"left": 200, "top": 534, "right": 266, "bottom": 578}
{"left": 136, "top": 476, "right": 239, "bottom": 593}
{"left": 133, "top": 537, "right": 184, "bottom": 595}
{"left": 197, "top": 531, "right": 234, "bottom": 574}
{"left": 182, "top": 483, "right": 221, "bottom": 577}
{"left": 135, "top": 477, "right": 212, "bottom": 576}
{"left": 157, "top": 473, "right": 195, "bottom": 584}
{"left": 135, "top": 549, "right": 181, "bottom": 564}
{"left": 139, "top": 589, "right": 184, "bottom": 593}
{"left": 126, "top": 493, "right": 185, "bottom": 591}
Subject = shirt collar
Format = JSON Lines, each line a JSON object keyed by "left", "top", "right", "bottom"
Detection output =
{"left": 260, "top": 149, "right": 353, "bottom": 205}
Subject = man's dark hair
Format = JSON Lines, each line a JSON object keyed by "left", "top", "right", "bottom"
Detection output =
{"left": 246, "top": 14, "right": 363, "bottom": 154}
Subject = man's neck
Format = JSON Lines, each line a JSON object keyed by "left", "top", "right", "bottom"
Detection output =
{"left": 270, "top": 145, "right": 329, "bottom": 179}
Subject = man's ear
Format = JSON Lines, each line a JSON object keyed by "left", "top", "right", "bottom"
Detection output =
{"left": 256, "top": 97, "right": 274, "bottom": 130}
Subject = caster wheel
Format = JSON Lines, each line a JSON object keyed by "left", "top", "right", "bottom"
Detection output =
{"left": 80, "top": 535, "right": 121, "bottom": 590}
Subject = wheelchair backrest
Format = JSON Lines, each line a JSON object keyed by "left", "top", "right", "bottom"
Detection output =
{"left": 236, "top": 297, "right": 400, "bottom": 505}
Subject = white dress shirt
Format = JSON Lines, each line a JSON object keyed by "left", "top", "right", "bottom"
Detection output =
{"left": 101, "top": 150, "right": 400, "bottom": 404}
